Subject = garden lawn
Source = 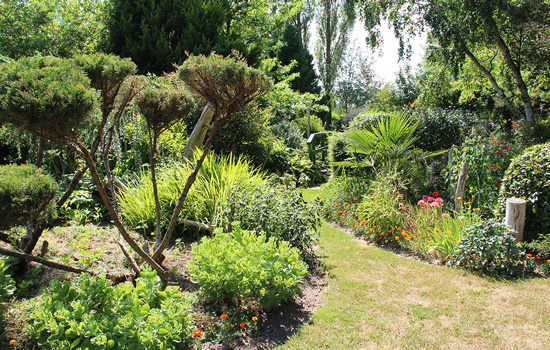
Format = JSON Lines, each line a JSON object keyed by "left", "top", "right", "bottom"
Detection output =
{"left": 281, "top": 190, "right": 550, "bottom": 350}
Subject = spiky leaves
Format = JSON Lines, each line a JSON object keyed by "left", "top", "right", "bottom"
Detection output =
{"left": 136, "top": 85, "right": 195, "bottom": 141}
{"left": 178, "top": 54, "right": 273, "bottom": 123}
{"left": 0, "top": 56, "right": 96, "bottom": 143}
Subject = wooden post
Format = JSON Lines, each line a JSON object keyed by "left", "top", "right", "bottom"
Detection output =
{"left": 307, "top": 107, "right": 311, "bottom": 138}
{"left": 454, "top": 161, "right": 469, "bottom": 211}
{"left": 505, "top": 197, "right": 527, "bottom": 242}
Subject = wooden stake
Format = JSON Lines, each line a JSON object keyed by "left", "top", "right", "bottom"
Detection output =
{"left": 505, "top": 197, "right": 527, "bottom": 242}
{"left": 454, "top": 161, "right": 469, "bottom": 211}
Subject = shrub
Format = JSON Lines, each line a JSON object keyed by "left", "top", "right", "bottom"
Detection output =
{"left": 0, "top": 164, "right": 58, "bottom": 229}
{"left": 354, "top": 175, "right": 409, "bottom": 247}
{"left": 524, "top": 234, "right": 550, "bottom": 259}
{"left": 411, "top": 108, "right": 476, "bottom": 152}
{"left": 187, "top": 226, "right": 307, "bottom": 312}
{"left": 29, "top": 269, "right": 196, "bottom": 349}
{"left": 296, "top": 114, "right": 324, "bottom": 136}
{"left": 533, "top": 118, "right": 550, "bottom": 143}
{"left": 447, "top": 131, "right": 521, "bottom": 218}
{"left": 448, "top": 219, "right": 535, "bottom": 278}
{"left": 320, "top": 175, "right": 369, "bottom": 223}
{"left": 271, "top": 120, "right": 303, "bottom": 149}
{"left": 498, "top": 142, "right": 550, "bottom": 241}
{"left": 348, "top": 111, "right": 390, "bottom": 130}
{"left": 221, "top": 183, "right": 320, "bottom": 261}
{"left": 263, "top": 139, "right": 292, "bottom": 174}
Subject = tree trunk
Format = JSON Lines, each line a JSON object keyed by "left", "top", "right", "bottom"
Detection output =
{"left": 152, "top": 117, "right": 223, "bottom": 261}
{"left": 184, "top": 103, "right": 214, "bottom": 159}
{"left": 73, "top": 141, "right": 167, "bottom": 283}
{"left": 486, "top": 16, "right": 534, "bottom": 123}
{"left": 150, "top": 137, "right": 162, "bottom": 250}
{"left": 505, "top": 197, "right": 526, "bottom": 242}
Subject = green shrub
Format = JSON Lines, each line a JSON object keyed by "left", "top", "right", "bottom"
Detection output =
{"left": 447, "top": 131, "right": 521, "bottom": 218}
{"left": 296, "top": 114, "right": 324, "bottom": 136}
{"left": 320, "top": 175, "right": 369, "bottom": 223}
{"left": 533, "top": 119, "right": 550, "bottom": 143}
{"left": 354, "top": 176, "right": 409, "bottom": 247}
{"left": 263, "top": 140, "right": 292, "bottom": 174}
{"left": 0, "top": 164, "right": 58, "bottom": 229}
{"left": 411, "top": 108, "right": 475, "bottom": 152}
{"left": 271, "top": 120, "right": 303, "bottom": 149}
{"left": 348, "top": 111, "right": 390, "bottom": 130}
{"left": 29, "top": 269, "right": 196, "bottom": 349}
{"left": 221, "top": 183, "right": 320, "bottom": 261}
{"left": 524, "top": 233, "right": 550, "bottom": 259}
{"left": 187, "top": 226, "right": 307, "bottom": 312}
{"left": 448, "top": 219, "right": 535, "bottom": 278}
{"left": 498, "top": 142, "right": 550, "bottom": 241}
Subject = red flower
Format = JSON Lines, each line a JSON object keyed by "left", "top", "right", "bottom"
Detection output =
{"left": 432, "top": 192, "right": 440, "bottom": 197}
{"left": 497, "top": 150, "right": 503, "bottom": 154}
{"left": 506, "top": 145, "right": 511, "bottom": 149}
{"left": 487, "top": 165, "right": 493, "bottom": 169}
{"left": 495, "top": 165, "right": 499, "bottom": 169}
{"left": 193, "top": 330, "right": 202, "bottom": 338}
{"left": 354, "top": 198, "right": 359, "bottom": 201}
{"left": 496, "top": 181, "right": 502, "bottom": 186}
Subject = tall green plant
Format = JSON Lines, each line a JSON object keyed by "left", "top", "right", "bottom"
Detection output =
{"left": 345, "top": 112, "right": 444, "bottom": 180}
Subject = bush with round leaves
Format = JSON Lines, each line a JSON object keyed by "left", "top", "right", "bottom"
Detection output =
{"left": 448, "top": 219, "right": 535, "bottom": 278}
{"left": 187, "top": 226, "right": 308, "bottom": 312}
{"left": 498, "top": 142, "right": 550, "bottom": 241}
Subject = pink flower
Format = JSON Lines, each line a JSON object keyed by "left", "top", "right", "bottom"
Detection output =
{"left": 435, "top": 197, "right": 444, "bottom": 204}
{"left": 418, "top": 200, "right": 428, "bottom": 208}
{"left": 427, "top": 196, "right": 435, "bottom": 203}
{"left": 422, "top": 195, "right": 428, "bottom": 199}
{"left": 430, "top": 202, "right": 440, "bottom": 208}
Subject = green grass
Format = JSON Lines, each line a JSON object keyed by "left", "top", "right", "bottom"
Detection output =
{"left": 283, "top": 188, "right": 550, "bottom": 350}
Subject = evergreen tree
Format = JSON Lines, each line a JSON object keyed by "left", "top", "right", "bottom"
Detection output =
{"left": 278, "top": 24, "right": 321, "bottom": 95}
{"left": 108, "top": 0, "right": 267, "bottom": 75}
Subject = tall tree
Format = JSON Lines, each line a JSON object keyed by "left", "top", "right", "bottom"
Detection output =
{"left": 315, "top": 0, "right": 353, "bottom": 128}
{"left": 278, "top": 24, "right": 322, "bottom": 94}
{"left": 335, "top": 44, "right": 377, "bottom": 111}
{"left": 350, "top": 0, "right": 550, "bottom": 123}
{"left": 0, "top": 0, "right": 107, "bottom": 59}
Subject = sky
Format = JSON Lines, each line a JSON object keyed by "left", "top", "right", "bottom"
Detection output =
{"left": 309, "top": 19, "right": 427, "bottom": 84}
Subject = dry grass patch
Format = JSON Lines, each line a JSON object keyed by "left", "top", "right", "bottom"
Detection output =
{"left": 277, "top": 221, "right": 550, "bottom": 350}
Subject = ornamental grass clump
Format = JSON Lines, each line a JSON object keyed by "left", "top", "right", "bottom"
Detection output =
{"left": 448, "top": 219, "right": 535, "bottom": 278}
{"left": 187, "top": 226, "right": 307, "bottom": 312}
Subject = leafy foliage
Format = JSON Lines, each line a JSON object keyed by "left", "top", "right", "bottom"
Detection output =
{"left": 0, "top": 56, "right": 96, "bottom": 143}
{"left": 0, "top": 164, "right": 58, "bottom": 229}
{"left": 29, "top": 269, "right": 196, "bottom": 349}
{"left": 118, "top": 154, "right": 265, "bottom": 236}
{"left": 187, "top": 226, "right": 307, "bottom": 312}
{"left": 525, "top": 234, "right": 550, "bottom": 260}
{"left": 448, "top": 219, "right": 535, "bottom": 278}
{"left": 498, "top": 142, "right": 550, "bottom": 241}
{"left": 179, "top": 54, "right": 273, "bottom": 121}
{"left": 412, "top": 108, "right": 476, "bottom": 152}
{"left": 222, "top": 183, "right": 320, "bottom": 262}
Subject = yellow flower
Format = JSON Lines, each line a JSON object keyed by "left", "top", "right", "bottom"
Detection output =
{"left": 475, "top": 208, "right": 481, "bottom": 211}
{"left": 10, "top": 340, "right": 16, "bottom": 345}
{"left": 457, "top": 197, "right": 463, "bottom": 200}
{"left": 252, "top": 317, "right": 258, "bottom": 322}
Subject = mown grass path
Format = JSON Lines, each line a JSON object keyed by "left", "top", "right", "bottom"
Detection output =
{"left": 277, "top": 189, "right": 550, "bottom": 349}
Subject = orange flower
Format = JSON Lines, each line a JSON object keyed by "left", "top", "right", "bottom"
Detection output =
{"left": 221, "top": 314, "right": 228, "bottom": 320}
{"left": 547, "top": 260, "right": 550, "bottom": 264}
{"left": 240, "top": 323, "right": 245, "bottom": 328}
{"left": 527, "top": 254, "right": 533, "bottom": 257}
{"left": 10, "top": 340, "right": 15, "bottom": 345}
{"left": 225, "top": 327, "right": 229, "bottom": 331}
{"left": 344, "top": 210, "right": 348, "bottom": 213}
{"left": 384, "top": 240, "right": 388, "bottom": 243}
{"left": 388, "top": 230, "right": 392, "bottom": 233}
{"left": 536, "top": 257, "right": 542, "bottom": 260}
{"left": 252, "top": 317, "right": 258, "bottom": 322}
{"left": 193, "top": 330, "right": 202, "bottom": 338}
{"left": 354, "top": 198, "right": 359, "bottom": 201}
